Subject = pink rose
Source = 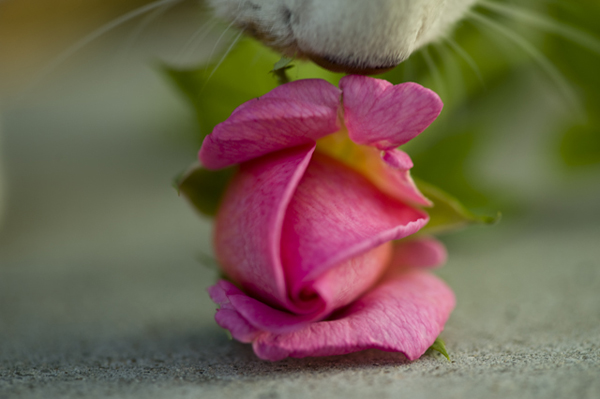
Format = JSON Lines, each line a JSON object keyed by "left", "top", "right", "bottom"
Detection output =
{"left": 199, "top": 76, "right": 455, "bottom": 361}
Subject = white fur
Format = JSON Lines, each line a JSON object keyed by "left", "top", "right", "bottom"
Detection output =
{"left": 208, "top": 0, "right": 477, "bottom": 69}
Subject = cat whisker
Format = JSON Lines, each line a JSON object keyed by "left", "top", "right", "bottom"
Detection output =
{"left": 443, "top": 37, "right": 485, "bottom": 88}
{"left": 21, "top": 0, "right": 184, "bottom": 99}
{"left": 433, "top": 41, "right": 467, "bottom": 102}
{"left": 177, "top": 17, "right": 220, "bottom": 65}
{"left": 421, "top": 47, "right": 447, "bottom": 100}
{"left": 468, "top": 10, "right": 583, "bottom": 119}
{"left": 480, "top": 0, "right": 600, "bottom": 55}
{"left": 203, "top": 19, "right": 239, "bottom": 76}
{"left": 118, "top": 2, "right": 177, "bottom": 60}
{"left": 250, "top": 46, "right": 268, "bottom": 68}
{"left": 204, "top": 29, "right": 245, "bottom": 86}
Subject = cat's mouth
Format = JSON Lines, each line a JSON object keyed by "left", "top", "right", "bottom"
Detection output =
{"left": 304, "top": 53, "right": 397, "bottom": 76}
{"left": 241, "top": 22, "right": 397, "bottom": 76}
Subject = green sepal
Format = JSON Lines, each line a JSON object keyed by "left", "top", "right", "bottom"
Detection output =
{"left": 427, "top": 337, "right": 451, "bottom": 361}
{"left": 416, "top": 179, "right": 500, "bottom": 235}
{"left": 271, "top": 56, "right": 295, "bottom": 85}
{"left": 196, "top": 251, "right": 222, "bottom": 272}
{"left": 175, "top": 164, "right": 235, "bottom": 217}
{"left": 273, "top": 56, "right": 294, "bottom": 71}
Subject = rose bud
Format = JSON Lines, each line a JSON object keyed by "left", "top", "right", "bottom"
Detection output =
{"left": 199, "top": 76, "right": 455, "bottom": 361}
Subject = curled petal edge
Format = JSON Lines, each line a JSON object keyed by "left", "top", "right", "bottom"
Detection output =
{"left": 200, "top": 79, "right": 342, "bottom": 169}
{"left": 340, "top": 75, "right": 443, "bottom": 150}
{"left": 208, "top": 270, "right": 455, "bottom": 361}
{"left": 253, "top": 270, "right": 455, "bottom": 361}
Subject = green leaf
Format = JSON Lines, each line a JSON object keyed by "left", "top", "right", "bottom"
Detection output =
{"left": 175, "top": 164, "right": 235, "bottom": 217}
{"left": 417, "top": 179, "right": 500, "bottom": 235}
{"left": 427, "top": 337, "right": 451, "bottom": 361}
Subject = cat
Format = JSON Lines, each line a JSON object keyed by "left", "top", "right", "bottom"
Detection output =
{"left": 208, "top": 0, "right": 478, "bottom": 74}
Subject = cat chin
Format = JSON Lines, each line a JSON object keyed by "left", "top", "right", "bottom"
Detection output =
{"left": 208, "top": 0, "right": 477, "bottom": 73}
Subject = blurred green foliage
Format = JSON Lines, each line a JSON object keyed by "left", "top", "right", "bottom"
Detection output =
{"left": 545, "top": 0, "right": 600, "bottom": 166}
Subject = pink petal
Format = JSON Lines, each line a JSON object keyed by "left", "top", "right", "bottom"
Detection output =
{"left": 209, "top": 280, "right": 319, "bottom": 335}
{"left": 214, "top": 144, "right": 315, "bottom": 311}
{"left": 215, "top": 309, "right": 261, "bottom": 343}
{"left": 390, "top": 237, "right": 448, "bottom": 269}
{"left": 230, "top": 244, "right": 394, "bottom": 333}
{"left": 376, "top": 149, "right": 432, "bottom": 207}
{"left": 213, "top": 149, "right": 430, "bottom": 334}
{"left": 199, "top": 79, "right": 341, "bottom": 169}
{"left": 307, "top": 243, "right": 392, "bottom": 315}
{"left": 208, "top": 282, "right": 262, "bottom": 342}
{"left": 259, "top": 78, "right": 343, "bottom": 106}
{"left": 381, "top": 149, "right": 413, "bottom": 169}
{"left": 340, "top": 75, "right": 443, "bottom": 150}
{"left": 209, "top": 244, "right": 394, "bottom": 336}
{"left": 281, "top": 152, "right": 429, "bottom": 303}
{"left": 296, "top": 242, "right": 392, "bottom": 320}
{"left": 253, "top": 270, "right": 455, "bottom": 361}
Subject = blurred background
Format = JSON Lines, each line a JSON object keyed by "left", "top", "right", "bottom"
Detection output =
{"left": 0, "top": 0, "right": 599, "bottom": 397}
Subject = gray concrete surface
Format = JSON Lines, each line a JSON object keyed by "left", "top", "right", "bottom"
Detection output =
{"left": 1, "top": 218, "right": 600, "bottom": 399}
{"left": 0, "top": 35, "right": 599, "bottom": 399}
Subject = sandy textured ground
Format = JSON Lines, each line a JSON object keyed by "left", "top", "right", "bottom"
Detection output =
{"left": 1, "top": 38, "right": 599, "bottom": 399}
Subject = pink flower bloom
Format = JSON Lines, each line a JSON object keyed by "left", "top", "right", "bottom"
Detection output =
{"left": 200, "top": 76, "right": 455, "bottom": 361}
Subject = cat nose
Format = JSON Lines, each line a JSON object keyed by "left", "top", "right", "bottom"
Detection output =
{"left": 307, "top": 53, "right": 397, "bottom": 76}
